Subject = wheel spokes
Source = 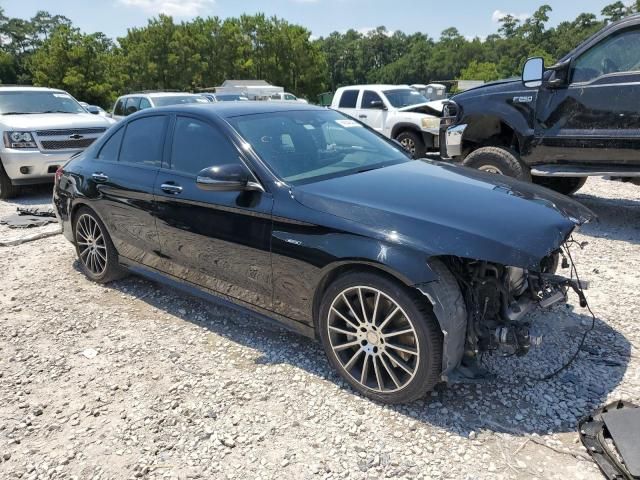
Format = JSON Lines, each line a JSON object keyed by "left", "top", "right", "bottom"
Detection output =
{"left": 76, "top": 214, "right": 107, "bottom": 276}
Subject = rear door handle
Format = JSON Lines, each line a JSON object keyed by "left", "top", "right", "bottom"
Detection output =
{"left": 91, "top": 172, "right": 109, "bottom": 182}
{"left": 161, "top": 183, "right": 183, "bottom": 194}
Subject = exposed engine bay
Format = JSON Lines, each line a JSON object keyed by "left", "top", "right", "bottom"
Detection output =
{"left": 446, "top": 243, "right": 588, "bottom": 364}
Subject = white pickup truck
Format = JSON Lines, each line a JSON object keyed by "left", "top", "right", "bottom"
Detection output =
{"left": 331, "top": 85, "right": 444, "bottom": 158}
{"left": 0, "top": 86, "right": 114, "bottom": 199}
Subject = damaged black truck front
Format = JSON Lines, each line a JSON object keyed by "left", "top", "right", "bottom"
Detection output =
{"left": 440, "top": 14, "right": 640, "bottom": 195}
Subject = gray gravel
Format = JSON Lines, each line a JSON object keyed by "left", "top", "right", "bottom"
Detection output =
{"left": 1, "top": 177, "right": 638, "bottom": 480}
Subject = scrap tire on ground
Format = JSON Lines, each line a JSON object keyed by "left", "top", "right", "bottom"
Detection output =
{"left": 318, "top": 269, "right": 445, "bottom": 404}
{"left": 395, "top": 130, "right": 427, "bottom": 159}
{"left": 73, "top": 206, "right": 128, "bottom": 284}
{"left": 532, "top": 176, "right": 587, "bottom": 196}
{"left": 462, "top": 146, "right": 531, "bottom": 181}
{"left": 0, "top": 162, "right": 18, "bottom": 200}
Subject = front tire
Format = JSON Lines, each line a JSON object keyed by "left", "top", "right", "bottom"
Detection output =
{"left": 319, "top": 271, "right": 443, "bottom": 404}
{"left": 532, "top": 176, "right": 587, "bottom": 195}
{"left": 395, "top": 131, "right": 426, "bottom": 159}
{"left": 0, "top": 163, "right": 18, "bottom": 199}
{"left": 463, "top": 146, "right": 531, "bottom": 181}
{"left": 74, "top": 207, "right": 126, "bottom": 283}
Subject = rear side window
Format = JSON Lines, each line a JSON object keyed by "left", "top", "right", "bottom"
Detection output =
{"left": 139, "top": 97, "right": 152, "bottom": 110}
{"left": 97, "top": 127, "right": 124, "bottom": 161}
{"left": 113, "top": 99, "right": 125, "bottom": 116}
{"left": 119, "top": 116, "right": 167, "bottom": 167}
{"left": 338, "top": 90, "right": 359, "bottom": 108}
{"left": 170, "top": 116, "right": 241, "bottom": 175}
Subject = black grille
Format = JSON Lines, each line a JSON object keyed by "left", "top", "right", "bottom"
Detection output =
{"left": 40, "top": 138, "right": 96, "bottom": 150}
{"left": 36, "top": 127, "right": 107, "bottom": 137}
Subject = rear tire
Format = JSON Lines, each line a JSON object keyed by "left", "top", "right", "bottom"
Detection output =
{"left": 396, "top": 131, "right": 427, "bottom": 159}
{"left": 318, "top": 271, "right": 443, "bottom": 404}
{"left": 532, "top": 176, "right": 587, "bottom": 196}
{"left": 0, "top": 163, "right": 18, "bottom": 200}
{"left": 463, "top": 146, "right": 531, "bottom": 181}
{"left": 74, "top": 207, "right": 127, "bottom": 283}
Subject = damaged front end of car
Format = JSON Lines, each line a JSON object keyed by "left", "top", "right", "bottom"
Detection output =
{"left": 420, "top": 239, "right": 590, "bottom": 382}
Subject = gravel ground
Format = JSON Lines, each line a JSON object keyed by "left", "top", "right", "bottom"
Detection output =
{"left": 0, "top": 177, "right": 638, "bottom": 480}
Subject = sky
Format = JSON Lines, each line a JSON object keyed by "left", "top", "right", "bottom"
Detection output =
{"left": 0, "top": 0, "right": 625, "bottom": 40}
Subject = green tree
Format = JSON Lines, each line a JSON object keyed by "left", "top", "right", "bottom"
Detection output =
{"left": 460, "top": 61, "right": 499, "bottom": 82}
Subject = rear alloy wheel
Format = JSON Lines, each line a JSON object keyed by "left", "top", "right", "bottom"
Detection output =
{"left": 463, "top": 146, "right": 531, "bottom": 181}
{"left": 74, "top": 208, "right": 126, "bottom": 283}
{"left": 0, "top": 163, "right": 18, "bottom": 199}
{"left": 532, "top": 176, "right": 587, "bottom": 196}
{"left": 395, "top": 131, "right": 426, "bottom": 159}
{"left": 319, "top": 272, "right": 442, "bottom": 403}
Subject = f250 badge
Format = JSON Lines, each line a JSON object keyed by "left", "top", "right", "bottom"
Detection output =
{"left": 513, "top": 95, "right": 534, "bottom": 103}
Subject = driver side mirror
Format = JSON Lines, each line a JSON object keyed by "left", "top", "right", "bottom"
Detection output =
{"left": 196, "top": 164, "right": 262, "bottom": 192}
{"left": 86, "top": 106, "right": 100, "bottom": 115}
{"left": 369, "top": 99, "right": 386, "bottom": 110}
{"left": 522, "top": 57, "right": 544, "bottom": 88}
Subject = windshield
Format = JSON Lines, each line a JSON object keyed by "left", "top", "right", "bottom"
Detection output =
{"left": 153, "top": 95, "right": 209, "bottom": 107}
{"left": 0, "top": 91, "right": 85, "bottom": 114}
{"left": 383, "top": 89, "right": 428, "bottom": 108}
{"left": 227, "top": 109, "right": 410, "bottom": 185}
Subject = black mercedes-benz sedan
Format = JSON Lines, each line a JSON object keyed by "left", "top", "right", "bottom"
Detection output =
{"left": 53, "top": 102, "right": 594, "bottom": 404}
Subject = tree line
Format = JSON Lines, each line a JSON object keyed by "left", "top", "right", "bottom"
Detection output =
{"left": 0, "top": 2, "right": 638, "bottom": 108}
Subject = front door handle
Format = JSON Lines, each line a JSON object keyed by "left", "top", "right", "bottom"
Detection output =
{"left": 161, "top": 183, "right": 183, "bottom": 194}
{"left": 358, "top": 114, "right": 367, "bottom": 119}
{"left": 91, "top": 172, "right": 109, "bottom": 182}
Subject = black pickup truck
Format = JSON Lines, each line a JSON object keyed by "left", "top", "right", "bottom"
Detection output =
{"left": 440, "top": 14, "right": 640, "bottom": 195}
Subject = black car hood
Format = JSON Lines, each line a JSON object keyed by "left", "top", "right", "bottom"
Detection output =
{"left": 293, "top": 160, "right": 595, "bottom": 270}
{"left": 452, "top": 78, "right": 524, "bottom": 102}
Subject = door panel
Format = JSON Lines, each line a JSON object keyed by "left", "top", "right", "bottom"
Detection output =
{"left": 153, "top": 115, "right": 273, "bottom": 310}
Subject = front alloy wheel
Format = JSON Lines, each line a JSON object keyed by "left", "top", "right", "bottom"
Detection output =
{"left": 319, "top": 272, "right": 443, "bottom": 403}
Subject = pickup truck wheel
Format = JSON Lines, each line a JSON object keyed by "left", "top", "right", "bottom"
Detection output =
{"left": 0, "top": 163, "right": 18, "bottom": 199}
{"left": 532, "top": 176, "right": 587, "bottom": 196}
{"left": 396, "top": 131, "right": 426, "bottom": 159}
{"left": 462, "top": 147, "right": 531, "bottom": 181}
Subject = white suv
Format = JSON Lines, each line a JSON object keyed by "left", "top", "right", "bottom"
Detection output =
{"left": 111, "top": 92, "right": 209, "bottom": 121}
{"left": 0, "top": 86, "right": 115, "bottom": 199}
{"left": 331, "top": 85, "right": 443, "bottom": 158}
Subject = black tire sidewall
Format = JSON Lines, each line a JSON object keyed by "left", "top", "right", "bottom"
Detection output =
{"left": 396, "top": 131, "right": 426, "bottom": 159}
{"left": 463, "top": 147, "right": 530, "bottom": 181}
{"left": 73, "top": 206, "right": 124, "bottom": 283}
{"left": 0, "top": 163, "right": 17, "bottom": 200}
{"left": 318, "top": 271, "right": 442, "bottom": 404}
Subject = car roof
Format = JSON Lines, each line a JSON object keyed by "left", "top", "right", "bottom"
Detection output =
{"left": 336, "top": 84, "right": 411, "bottom": 91}
{"left": 0, "top": 86, "right": 67, "bottom": 93}
{"left": 118, "top": 92, "right": 204, "bottom": 99}
{"left": 138, "top": 101, "right": 322, "bottom": 119}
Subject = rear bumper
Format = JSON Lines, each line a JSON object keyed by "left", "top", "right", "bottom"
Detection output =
{"left": 1, "top": 149, "right": 76, "bottom": 185}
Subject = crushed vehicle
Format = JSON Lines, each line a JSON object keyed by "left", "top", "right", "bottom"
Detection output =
{"left": 0, "top": 86, "right": 115, "bottom": 199}
{"left": 440, "top": 14, "right": 640, "bottom": 195}
{"left": 54, "top": 102, "right": 594, "bottom": 404}
{"left": 331, "top": 84, "right": 443, "bottom": 158}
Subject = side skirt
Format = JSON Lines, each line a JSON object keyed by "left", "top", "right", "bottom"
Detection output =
{"left": 119, "top": 256, "right": 316, "bottom": 339}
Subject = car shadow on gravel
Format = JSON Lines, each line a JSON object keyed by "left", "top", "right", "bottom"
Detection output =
{"left": 574, "top": 192, "right": 640, "bottom": 245}
{"left": 91, "top": 266, "right": 631, "bottom": 438}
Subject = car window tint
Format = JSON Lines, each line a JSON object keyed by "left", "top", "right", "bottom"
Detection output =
{"left": 362, "top": 90, "right": 383, "bottom": 109}
{"left": 97, "top": 127, "right": 124, "bottom": 161}
{"left": 285, "top": 94, "right": 296, "bottom": 100}
{"left": 170, "top": 116, "right": 241, "bottom": 175}
{"left": 338, "top": 90, "right": 359, "bottom": 108}
{"left": 573, "top": 27, "right": 640, "bottom": 83}
{"left": 139, "top": 97, "right": 152, "bottom": 110}
{"left": 119, "top": 116, "right": 166, "bottom": 167}
{"left": 124, "top": 97, "right": 139, "bottom": 116}
{"left": 113, "top": 99, "right": 125, "bottom": 116}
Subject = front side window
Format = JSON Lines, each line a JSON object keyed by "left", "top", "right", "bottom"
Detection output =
{"left": 124, "top": 97, "right": 139, "bottom": 116}
{"left": 285, "top": 94, "right": 297, "bottom": 100}
{"left": 338, "top": 90, "right": 359, "bottom": 108}
{"left": 572, "top": 28, "right": 640, "bottom": 83}
{"left": 170, "top": 117, "right": 240, "bottom": 175}
{"left": 0, "top": 90, "right": 85, "bottom": 115}
{"left": 119, "top": 116, "right": 167, "bottom": 167}
{"left": 227, "top": 109, "right": 409, "bottom": 184}
{"left": 361, "top": 90, "right": 383, "bottom": 109}
{"left": 97, "top": 127, "right": 124, "bottom": 161}
{"left": 383, "top": 89, "right": 428, "bottom": 108}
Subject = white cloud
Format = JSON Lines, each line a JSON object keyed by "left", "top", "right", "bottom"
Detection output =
{"left": 118, "top": 0, "right": 214, "bottom": 17}
{"left": 491, "top": 9, "right": 530, "bottom": 23}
